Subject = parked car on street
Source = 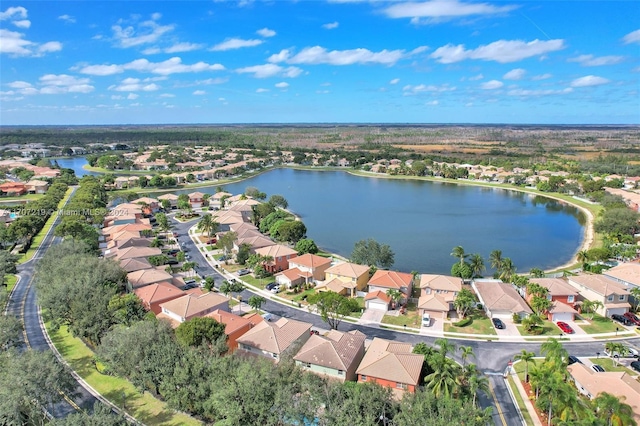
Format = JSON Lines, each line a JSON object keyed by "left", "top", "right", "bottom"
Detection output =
{"left": 611, "top": 314, "right": 632, "bottom": 326}
{"left": 266, "top": 282, "right": 277, "bottom": 291}
{"left": 237, "top": 269, "right": 251, "bottom": 276}
{"left": 630, "top": 361, "right": 640, "bottom": 373}
{"left": 623, "top": 312, "right": 640, "bottom": 326}
{"left": 590, "top": 364, "right": 605, "bottom": 372}
{"left": 492, "top": 318, "right": 505, "bottom": 330}
{"left": 270, "top": 285, "right": 281, "bottom": 293}
{"left": 556, "top": 321, "right": 574, "bottom": 334}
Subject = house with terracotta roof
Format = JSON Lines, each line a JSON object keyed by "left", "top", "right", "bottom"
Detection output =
{"left": 157, "top": 193, "right": 179, "bottom": 209}
{"left": 528, "top": 278, "right": 579, "bottom": 321}
{"left": 288, "top": 254, "right": 332, "bottom": 282}
{"left": 188, "top": 191, "right": 205, "bottom": 208}
{"left": 367, "top": 270, "right": 414, "bottom": 304}
{"left": 472, "top": 279, "right": 533, "bottom": 319}
{"left": 566, "top": 274, "right": 631, "bottom": 317}
{"left": 0, "top": 182, "right": 26, "bottom": 196}
{"left": 205, "top": 309, "right": 261, "bottom": 352}
{"left": 255, "top": 244, "right": 298, "bottom": 273}
{"left": 112, "top": 246, "right": 162, "bottom": 261}
{"left": 356, "top": 338, "right": 424, "bottom": 395}
{"left": 106, "top": 236, "right": 152, "bottom": 252}
{"left": 25, "top": 180, "right": 49, "bottom": 194}
{"left": 275, "top": 268, "right": 312, "bottom": 289}
{"left": 134, "top": 281, "right": 188, "bottom": 314}
{"left": 567, "top": 363, "right": 640, "bottom": 423}
{"left": 127, "top": 267, "right": 178, "bottom": 290}
{"left": 213, "top": 211, "right": 248, "bottom": 230}
{"left": 323, "top": 262, "right": 371, "bottom": 297}
{"left": 418, "top": 274, "right": 463, "bottom": 319}
{"left": 364, "top": 291, "right": 392, "bottom": 311}
{"left": 131, "top": 197, "right": 160, "bottom": 214}
{"left": 234, "top": 235, "right": 275, "bottom": 253}
{"left": 119, "top": 257, "right": 153, "bottom": 273}
{"left": 603, "top": 262, "right": 640, "bottom": 290}
{"left": 158, "top": 292, "right": 230, "bottom": 326}
{"left": 114, "top": 176, "right": 130, "bottom": 189}
{"left": 294, "top": 330, "right": 366, "bottom": 381}
{"left": 236, "top": 317, "right": 312, "bottom": 362}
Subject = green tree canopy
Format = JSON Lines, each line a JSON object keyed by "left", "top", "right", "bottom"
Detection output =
{"left": 350, "top": 238, "right": 395, "bottom": 269}
{"left": 175, "top": 317, "right": 227, "bottom": 351}
{"left": 307, "top": 291, "right": 359, "bottom": 330}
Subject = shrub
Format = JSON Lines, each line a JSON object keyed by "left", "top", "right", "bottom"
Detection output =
{"left": 453, "top": 317, "right": 472, "bottom": 327}
{"left": 512, "top": 313, "right": 522, "bottom": 324}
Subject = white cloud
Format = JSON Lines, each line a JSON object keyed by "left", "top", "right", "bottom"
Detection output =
{"left": 7, "top": 80, "right": 32, "bottom": 89}
{"left": 570, "top": 75, "right": 610, "bottom": 87}
{"left": 275, "top": 45, "right": 424, "bottom": 66}
{"left": 268, "top": 49, "right": 291, "bottom": 63}
{"left": 503, "top": 68, "right": 526, "bottom": 80}
{"left": 568, "top": 54, "right": 624, "bottom": 66}
{"left": 164, "top": 42, "right": 205, "bottom": 53}
{"left": 480, "top": 80, "right": 503, "bottom": 89}
{"left": 390, "top": 78, "right": 400, "bottom": 84}
{"left": 79, "top": 57, "right": 224, "bottom": 76}
{"left": 402, "top": 83, "right": 455, "bottom": 94}
{"left": 236, "top": 63, "right": 303, "bottom": 78}
{"left": 58, "top": 14, "right": 76, "bottom": 23}
{"left": 13, "top": 20, "right": 30, "bottom": 29}
{"left": 532, "top": 73, "right": 552, "bottom": 80}
{"left": 256, "top": 28, "right": 276, "bottom": 37}
{"left": 111, "top": 95, "right": 123, "bottom": 100}
{"left": 468, "top": 73, "right": 483, "bottom": 81}
{"left": 275, "top": 82, "right": 289, "bottom": 88}
{"left": 622, "top": 29, "right": 640, "bottom": 44}
{"left": 256, "top": 88, "right": 269, "bottom": 93}
{"left": 193, "top": 90, "right": 206, "bottom": 95}
{"left": 316, "top": 90, "right": 330, "bottom": 94}
{"left": 0, "top": 6, "right": 27, "bottom": 20}
{"left": 37, "top": 74, "right": 94, "bottom": 94}
{"left": 322, "top": 21, "right": 339, "bottom": 30}
{"left": 111, "top": 18, "right": 174, "bottom": 48}
{"left": 0, "top": 28, "right": 62, "bottom": 57}
{"left": 108, "top": 77, "right": 160, "bottom": 92}
{"left": 127, "top": 93, "right": 139, "bottom": 100}
{"left": 383, "top": 0, "right": 517, "bottom": 19}
{"left": 426, "top": 100, "right": 439, "bottom": 105}
{"left": 151, "top": 12, "right": 162, "bottom": 21}
{"left": 210, "top": 38, "right": 263, "bottom": 51}
{"left": 431, "top": 39, "right": 565, "bottom": 63}
{"left": 159, "top": 93, "right": 175, "bottom": 98}
{"left": 507, "top": 87, "right": 573, "bottom": 96}
{"left": 142, "top": 47, "right": 161, "bottom": 55}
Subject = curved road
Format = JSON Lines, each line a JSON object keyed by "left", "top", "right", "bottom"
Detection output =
{"left": 173, "top": 216, "right": 640, "bottom": 426}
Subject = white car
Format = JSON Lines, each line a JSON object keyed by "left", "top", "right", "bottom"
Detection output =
{"left": 422, "top": 313, "right": 431, "bottom": 327}
{"left": 270, "top": 285, "right": 281, "bottom": 293}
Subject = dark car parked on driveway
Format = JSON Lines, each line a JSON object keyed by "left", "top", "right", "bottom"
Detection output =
{"left": 631, "top": 361, "right": 640, "bottom": 373}
{"left": 611, "top": 314, "right": 632, "bottom": 326}
{"left": 567, "top": 355, "right": 582, "bottom": 365}
{"left": 492, "top": 318, "right": 505, "bottom": 330}
{"left": 623, "top": 312, "right": 640, "bottom": 326}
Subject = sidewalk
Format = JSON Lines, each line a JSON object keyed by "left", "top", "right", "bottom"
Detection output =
{"left": 508, "top": 363, "right": 543, "bottom": 426}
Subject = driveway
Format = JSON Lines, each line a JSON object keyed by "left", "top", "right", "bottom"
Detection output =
{"left": 421, "top": 317, "right": 444, "bottom": 333}
{"left": 359, "top": 308, "right": 385, "bottom": 325}
{"left": 494, "top": 318, "right": 521, "bottom": 337}
{"left": 557, "top": 320, "right": 587, "bottom": 336}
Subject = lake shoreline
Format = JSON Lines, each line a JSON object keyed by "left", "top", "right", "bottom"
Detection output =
{"left": 85, "top": 163, "right": 596, "bottom": 274}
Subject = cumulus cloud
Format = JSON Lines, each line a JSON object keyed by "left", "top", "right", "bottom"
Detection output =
{"left": 210, "top": 38, "right": 263, "bottom": 51}
{"left": 270, "top": 45, "right": 425, "bottom": 66}
{"left": 570, "top": 75, "right": 610, "bottom": 87}
{"left": 163, "top": 42, "right": 205, "bottom": 53}
{"left": 0, "top": 28, "right": 62, "bottom": 57}
{"left": 111, "top": 17, "right": 174, "bottom": 48}
{"left": 322, "top": 21, "right": 339, "bottom": 29}
{"left": 108, "top": 77, "right": 160, "bottom": 92}
{"left": 480, "top": 80, "right": 503, "bottom": 89}
{"left": 402, "top": 83, "right": 455, "bottom": 94}
{"left": 37, "top": 74, "right": 94, "bottom": 94}
{"left": 503, "top": 68, "right": 526, "bottom": 80}
{"left": 193, "top": 90, "right": 206, "bottom": 95}
{"left": 275, "top": 82, "right": 289, "bottom": 88}
{"left": 430, "top": 39, "right": 565, "bottom": 63}
{"left": 507, "top": 87, "right": 573, "bottom": 97}
{"left": 127, "top": 93, "right": 139, "bottom": 100}
{"left": 390, "top": 78, "right": 400, "bottom": 84}
{"left": 58, "top": 14, "right": 76, "bottom": 23}
{"left": 236, "top": 63, "right": 303, "bottom": 78}
{"left": 383, "top": 0, "right": 517, "bottom": 20}
{"left": 532, "top": 73, "right": 552, "bottom": 80}
{"left": 0, "top": 6, "right": 30, "bottom": 28}
{"left": 256, "top": 88, "right": 269, "bottom": 93}
{"left": 79, "top": 57, "right": 225, "bottom": 76}
{"left": 256, "top": 28, "right": 276, "bottom": 37}
{"left": 622, "top": 29, "right": 640, "bottom": 44}
{"left": 568, "top": 54, "right": 624, "bottom": 66}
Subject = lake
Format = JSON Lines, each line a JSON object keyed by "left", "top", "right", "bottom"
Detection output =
{"left": 54, "top": 157, "right": 100, "bottom": 177}
{"left": 166, "top": 168, "right": 586, "bottom": 275}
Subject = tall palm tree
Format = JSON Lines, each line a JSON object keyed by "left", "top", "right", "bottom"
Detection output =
{"left": 593, "top": 392, "right": 636, "bottom": 426}
{"left": 541, "top": 338, "right": 568, "bottom": 364}
{"left": 197, "top": 213, "right": 219, "bottom": 238}
{"left": 435, "top": 338, "right": 456, "bottom": 358}
{"left": 450, "top": 246, "right": 468, "bottom": 266}
{"left": 577, "top": 250, "right": 590, "bottom": 264}
{"left": 514, "top": 350, "right": 535, "bottom": 382}
{"left": 459, "top": 345, "right": 475, "bottom": 367}
{"left": 425, "top": 357, "right": 460, "bottom": 398}
{"left": 466, "top": 370, "right": 490, "bottom": 407}
{"left": 469, "top": 253, "right": 486, "bottom": 278}
{"left": 499, "top": 257, "right": 517, "bottom": 283}
{"left": 489, "top": 249, "right": 503, "bottom": 274}
{"left": 386, "top": 289, "right": 403, "bottom": 309}
{"left": 605, "top": 342, "right": 626, "bottom": 365}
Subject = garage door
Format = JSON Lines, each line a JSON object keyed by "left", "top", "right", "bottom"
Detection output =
{"left": 367, "top": 300, "right": 388, "bottom": 311}
{"left": 552, "top": 312, "right": 573, "bottom": 322}
{"left": 607, "top": 308, "right": 628, "bottom": 317}
{"left": 491, "top": 310, "right": 513, "bottom": 319}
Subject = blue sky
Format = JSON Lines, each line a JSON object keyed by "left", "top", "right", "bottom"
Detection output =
{"left": 1, "top": 1, "right": 639, "bottom": 125}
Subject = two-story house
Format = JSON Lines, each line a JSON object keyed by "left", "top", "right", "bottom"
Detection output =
{"left": 254, "top": 244, "right": 298, "bottom": 273}
{"left": 319, "top": 262, "right": 370, "bottom": 297}
{"left": 188, "top": 191, "right": 205, "bottom": 209}
{"left": 566, "top": 274, "right": 631, "bottom": 317}
{"left": 236, "top": 317, "right": 311, "bottom": 362}
{"left": 287, "top": 254, "right": 332, "bottom": 282}
{"left": 294, "top": 330, "right": 366, "bottom": 382}
{"left": 367, "top": 270, "right": 414, "bottom": 306}
{"left": 418, "top": 274, "right": 462, "bottom": 320}
{"left": 528, "top": 278, "right": 579, "bottom": 322}
{"left": 157, "top": 193, "right": 179, "bottom": 209}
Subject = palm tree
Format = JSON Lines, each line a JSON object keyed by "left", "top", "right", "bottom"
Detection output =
{"left": 248, "top": 295, "right": 266, "bottom": 312}
{"left": 522, "top": 314, "right": 543, "bottom": 334}
{"left": 593, "top": 392, "right": 636, "bottom": 426}
{"left": 434, "top": 338, "right": 456, "bottom": 358}
{"left": 528, "top": 364, "right": 547, "bottom": 399}
{"left": 514, "top": 350, "right": 535, "bottom": 382}
{"left": 425, "top": 357, "right": 460, "bottom": 398}
{"left": 459, "top": 345, "right": 475, "bottom": 367}
{"left": 541, "top": 338, "right": 568, "bottom": 364}
{"left": 531, "top": 297, "right": 552, "bottom": 316}
{"left": 450, "top": 246, "right": 468, "bottom": 266}
{"left": 386, "top": 289, "right": 403, "bottom": 310}
{"left": 197, "top": 213, "right": 219, "bottom": 238}
{"left": 467, "top": 370, "right": 490, "bottom": 407}
{"left": 469, "top": 253, "right": 486, "bottom": 278}
{"left": 577, "top": 250, "right": 590, "bottom": 265}
{"left": 489, "top": 249, "right": 504, "bottom": 275}
{"left": 605, "top": 342, "right": 626, "bottom": 365}
{"left": 499, "top": 257, "right": 517, "bottom": 283}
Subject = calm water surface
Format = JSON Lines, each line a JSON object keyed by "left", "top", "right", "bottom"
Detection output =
{"left": 54, "top": 157, "right": 100, "bottom": 177}
{"left": 167, "top": 168, "right": 585, "bottom": 275}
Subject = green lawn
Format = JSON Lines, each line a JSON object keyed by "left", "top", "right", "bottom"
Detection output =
{"left": 0, "top": 193, "right": 44, "bottom": 202}
{"left": 443, "top": 311, "right": 497, "bottom": 335}
{"left": 381, "top": 302, "right": 420, "bottom": 327}
{"left": 579, "top": 315, "right": 621, "bottom": 334}
{"left": 518, "top": 320, "right": 563, "bottom": 337}
{"left": 587, "top": 357, "right": 634, "bottom": 373}
{"left": 5, "top": 274, "right": 18, "bottom": 293}
{"left": 47, "top": 324, "right": 201, "bottom": 426}
{"left": 18, "top": 187, "right": 74, "bottom": 264}
{"left": 239, "top": 275, "right": 275, "bottom": 290}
